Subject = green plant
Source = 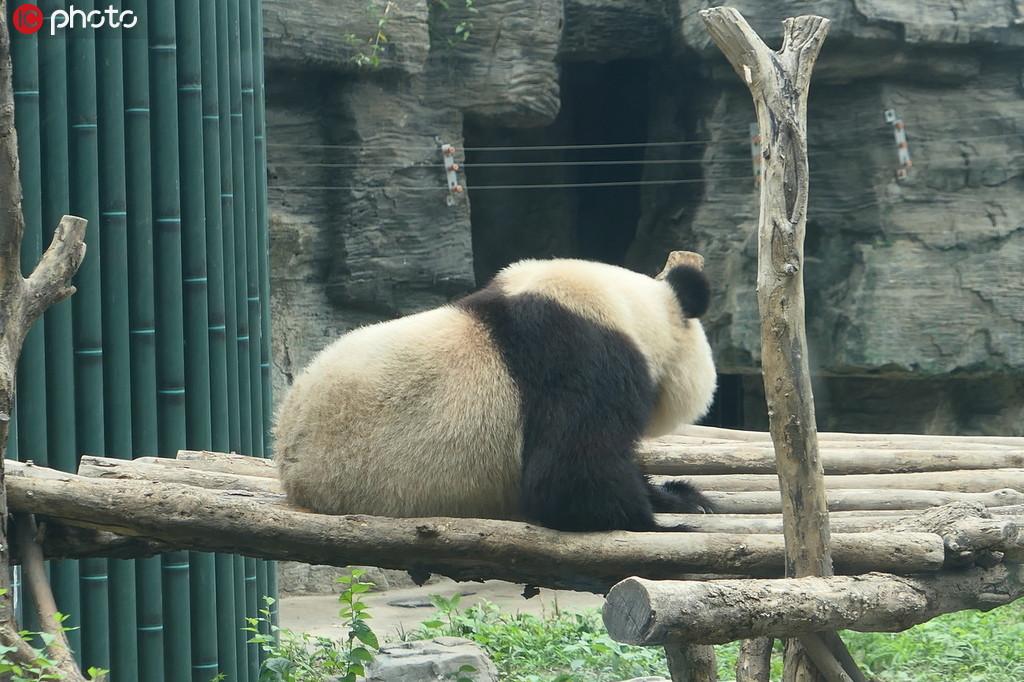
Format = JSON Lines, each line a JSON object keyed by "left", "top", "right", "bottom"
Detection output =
{"left": 432, "top": 0, "right": 480, "bottom": 43}
{"left": 0, "top": 591, "right": 107, "bottom": 682}
{"left": 410, "top": 598, "right": 670, "bottom": 681}
{"left": 346, "top": 1, "right": 397, "bottom": 69}
{"left": 409, "top": 597, "right": 1024, "bottom": 682}
{"left": 245, "top": 569, "right": 380, "bottom": 682}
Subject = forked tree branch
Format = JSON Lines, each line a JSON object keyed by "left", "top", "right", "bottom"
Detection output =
{"left": 698, "top": 8, "right": 844, "bottom": 682}
{"left": 0, "top": 3, "right": 90, "bottom": 680}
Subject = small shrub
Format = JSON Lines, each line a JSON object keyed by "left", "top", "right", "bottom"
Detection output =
{"left": 245, "top": 569, "right": 380, "bottom": 682}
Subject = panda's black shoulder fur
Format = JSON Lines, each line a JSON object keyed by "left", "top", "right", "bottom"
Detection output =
{"left": 458, "top": 279, "right": 711, "bottom": 533}
{"left": 664, "top": 264, "right": 711, "bottom": 319}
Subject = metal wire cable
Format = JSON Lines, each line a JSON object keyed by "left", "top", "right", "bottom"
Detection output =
{"left": 268, "top": 176, "right": 753, "bottom": 191}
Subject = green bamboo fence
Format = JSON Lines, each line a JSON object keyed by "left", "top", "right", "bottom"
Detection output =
{"left": 95, "top": 5, "right": 138, "bottom": 678}
{"left": 122, "top": 0, "right": 166, "bottom": 676}
{"left": 9, "top": 1, "right": 276, "bottom": 678}
{"left": 199, "top": 0, "right": 240, "bottom": 678}
{"left": 37, "top": 0, "right": 84, "bottom": 659}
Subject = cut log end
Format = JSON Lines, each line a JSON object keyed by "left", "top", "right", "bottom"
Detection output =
{"left": 602, "top": 577, "right": 658, "bottom": 645}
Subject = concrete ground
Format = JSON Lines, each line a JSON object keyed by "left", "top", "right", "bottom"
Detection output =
{"left": 279, "top": 579, "right": 604, "bottom": 642}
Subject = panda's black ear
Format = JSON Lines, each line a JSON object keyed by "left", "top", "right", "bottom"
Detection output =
{"left": 665, "top": 265, "right": 710, "bottom": 319}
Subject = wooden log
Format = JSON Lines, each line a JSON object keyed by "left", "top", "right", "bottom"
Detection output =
{"left": 704, "top": 488, "right": 1024, "bottom": 514}
{"left": 176, "top": 435, "right": 1024, "bottom": 483}
{"left": 3, "top": 465, "right": 946, "bottom": 592}
{"left": 175, "top": 449, "right": 277, "bottom": 477}
{"left": 661, "top": 512, "right": 1024, "bottom": 537}
{"left": 178, "top": 437, "right": 1024, "bottom": 480}
{"left": 77, "top": 455, "right": 283, "bottom": 495}
{"left": 676, "top": 425, "right": 1024, "bottom": 449}
{"left": 656, "top": 469, "right": 1024, "bottom": 493}
{"left": 640, "top": 442, "right": 1024, "bottom": 476}
{"left": 9, "top": 520, "right": 173, "bottom": 563}
{"left": 603, "top": 566, "right": 1024, "bottom": 646}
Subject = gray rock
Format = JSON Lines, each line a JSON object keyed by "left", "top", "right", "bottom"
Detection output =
{"left": 263, "top": 0, "right": 429, "bottom": 75}
{"left": 430, "top": 0, "right": 563, "bottom": 126}
{"left": 360, "top": 638, "right": 499, "bottom": 682}
{"left": 561, "top": 0, "right": 673, "bottom": 62}
{"left": 276, "top": 563, "right": 392, "bottom": 595}
{"left": 322, "top": 79, "right": 475, "bottom": 315}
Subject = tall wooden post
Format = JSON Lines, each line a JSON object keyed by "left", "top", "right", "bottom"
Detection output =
{"left": 698, "top": 8, "right": 857, "bottom": 682}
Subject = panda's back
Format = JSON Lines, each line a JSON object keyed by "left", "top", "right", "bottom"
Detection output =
{"left": 274, "top": 305, "right": 523, "bottom": 518}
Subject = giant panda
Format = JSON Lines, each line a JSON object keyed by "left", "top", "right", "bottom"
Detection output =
{"left": 274, "top": 255, "right": 717, "bottom": 532}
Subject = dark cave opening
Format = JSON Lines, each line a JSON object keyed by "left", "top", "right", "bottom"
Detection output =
{"left": 700, "top": 374, "right": 745, "bottom": 429}
{"left": 463, "top": 59, "right": 654, "bottom": 284}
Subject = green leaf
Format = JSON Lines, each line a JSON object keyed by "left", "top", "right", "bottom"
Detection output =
{"left": 351, "top": 621, "right": 379, "bottom": 649}
{"left": 350, "top": 647, "right": 374, "bottom": 663}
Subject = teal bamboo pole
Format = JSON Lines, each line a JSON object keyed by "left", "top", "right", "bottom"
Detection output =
{"left": 217, "top": 2, "right": 247, "bottom": 676}
{"left": 148, "top": 1, "right": 194, "bottom": 678}
{"left": 96, "top": 4, "right": 140, "bottom": 678}
{"left": 239, "top": 0, "right": 264, "bottom": 464}
{"left": 122, "top": 2, "right": 166, "bottom": 678}
{"left": 238, "top": 0, "right": 268, "bottom": 656}
{"left": 201, "top": 0, "right": 240, "bottom": 677}
{"left": 217, "top": 0, "right": 241, "bottom": 468}
{"left": 250, "top": 0, "right": 278, "bottom": 625}
{"left": 38, "top": 0, "right": 83, "bottom": 659}
{"left": 227, "top": 1, "right": 258, "bottom": 674}
{"left": 228, "top": 0, "right": 253, "bottom": 461}
{"left": 10, "top": 17, "right": 45, "bottom": 637}
{"left": 174, "top": 0, "right": 220, "bottom": 678}
{"left": 249, "top": 0, "right": 278, "bottom": 622}
{"left": 67, "top": 0, "right": 112, "bottom": 670}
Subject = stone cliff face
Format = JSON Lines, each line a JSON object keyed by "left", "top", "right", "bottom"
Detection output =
{"left": 264, "top": 0, "right": 1024, "bottom": 434}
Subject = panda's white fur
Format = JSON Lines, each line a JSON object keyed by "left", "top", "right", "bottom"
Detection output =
{"left": 274, "top": 257, "right": 716, "bottom": 530}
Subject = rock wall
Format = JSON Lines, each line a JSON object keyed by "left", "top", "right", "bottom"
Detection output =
{"left": 264, "top": 0, "right": 1024, "bottom": 435}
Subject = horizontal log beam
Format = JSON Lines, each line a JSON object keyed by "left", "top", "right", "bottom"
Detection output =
{"left": 663, "top": 512, "right": 1023, "bottom": 539}
{"left": 657, "top": 469, "right": 1024, "bottom": 493}
{"left": 675, "top": 425, "right": 1024, "bottom": 448}
{"left": 175, "top": 440, "right": 1024, "bottom": 479}
{"left": 8, "top": 520, "right": 173, "bottom": 563}
{"left": 639, "top": 442, "right": 1024, "bottom": 476}
{"left": 175, "top": 450, "right": 277, "bottom": 477}
{"left": 74, "top": 456, "right": 1024, "bottom": 520}
{"left": 703, "top": 488, "right": 1024, "bottom": 514}
{"left": 4, "top": 463, "right": 945, "bottom": 591}
{"left": 78, "top": 455, "right": 282, "bottom": 495}
{"left": 603, "top": 566, "right": 1024, "bottom": 645}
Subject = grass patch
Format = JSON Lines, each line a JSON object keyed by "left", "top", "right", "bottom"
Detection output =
{"left": 408, "top": 595, "right": 1024, "bottom": 681}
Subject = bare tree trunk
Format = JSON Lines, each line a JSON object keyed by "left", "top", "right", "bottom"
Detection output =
{"left": 698, "top": 8, "right": 858, "bottom": 681}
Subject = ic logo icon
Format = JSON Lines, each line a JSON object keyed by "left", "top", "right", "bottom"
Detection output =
{"left": 12, "top": 3, "right": 44, "bottom": 34}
